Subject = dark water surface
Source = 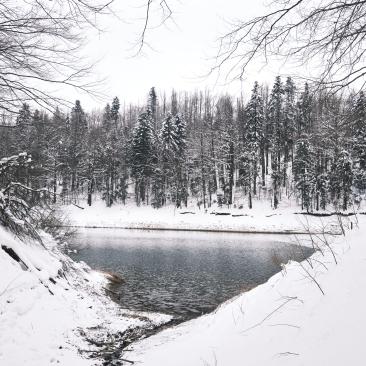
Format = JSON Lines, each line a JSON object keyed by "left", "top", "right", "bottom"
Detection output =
{"left": 69, "top": 229, "right": 313, "bottom": 320}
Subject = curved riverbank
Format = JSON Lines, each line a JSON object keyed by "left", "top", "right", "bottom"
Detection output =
{"left": 127, "top": 215, "right": 365, "bottom": 366}
{"left": 1, "top": 202, "right": 362, "bottom": 366}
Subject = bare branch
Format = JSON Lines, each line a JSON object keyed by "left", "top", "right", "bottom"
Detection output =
{"left": 214, "top": 0, "right": 366, "bottom": 91}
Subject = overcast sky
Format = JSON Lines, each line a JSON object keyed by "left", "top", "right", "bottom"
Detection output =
{"left": 70, "top": 0, "right": 290, "bottom": 109}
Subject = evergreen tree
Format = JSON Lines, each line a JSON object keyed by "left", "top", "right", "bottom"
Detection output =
{"left": 131, "top": 110, "right": 154, "bottom": 204}
{"left": 111, "top": 96, "right": 120, "bottom": 128}
{"left": 315, "top": 172, "right": 329, "bottom": 211}
{"left": 297, "top": 83, "right": 313, "bottom": 136}
{"left": 157, "top": 113, "right": 177, "bottom": 206}
{"left": 268, "top": 76, "right": 284, "bottom": 208}
{"left": 352, "top": 91, "right": 366, "bottom": 191}
{"left": 216, "top": 96, "right": 235, "bottom": 204}
{"left": 330, "top": 150, "right": 353, "bottom": 210}
{"left": 243, "top": 81, "right": 264, "bottom": 208}
{"left": 2, "top": 86, "right": 366, "bottom": 212}
{"left": 160, "top": 113, "right": 177, "bottom": 151}
{"left": 102, "top": 103, "right": 112, "bottom": 130}
{"left": 14, "top": 103, "right": 32, "bottom": 154}
{"left": 28, "top": 110, "right": 49, "bottom": 195}
{"left": 171, "top": 90, "right": 178, "bottom": 115}
{"left": 148, "top": 87, "right": 158, "bottom": 130}
{"left": 68, "top": 100, "right": 88, "bottom": 197}
{"left": 293, "top": 136, "right": 315, "bottom": 211}
{"left": 283, "top": 77, "right": 296, "bottom": 185}
{"left": 173, "top": 113, "right": 187, "bottom": 207}
{"left": 48, "top": 107, "right": 67, "bottom": 203}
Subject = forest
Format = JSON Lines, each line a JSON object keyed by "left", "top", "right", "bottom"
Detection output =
{"left": 1, "top": 77, "right": 365, "bottom": 213}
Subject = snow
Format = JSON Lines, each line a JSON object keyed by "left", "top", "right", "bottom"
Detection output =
{"left": 127, "top": 215, "right": 365, "bottom": 366}
{"left": 0, "top": 226, "right": 171, "bottom": 366}
{"left": 1, "top": 200, "right": 365, "bottom": 366}
{"left": 62, "top": 200, "right": 342, "bottom": 234}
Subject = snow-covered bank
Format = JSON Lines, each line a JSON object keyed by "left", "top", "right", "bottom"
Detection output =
{"left": 62, "top": 201, "right": 342, "bottom": 234}
{"left": 128, "top": 215, "right": 365, "bottom": 366}
{"left": 0, "top": 226, "right": 171, "bottom": 366}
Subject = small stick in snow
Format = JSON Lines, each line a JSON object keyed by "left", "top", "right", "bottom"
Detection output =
{"left": 121, "top": 358, "right": 135, "bottom": 364}
{"left": 72, "top": 203, "right": 85, "bottom": 209}
{"left": 276, "top": 352, "right": 300, "bottom": 357}
{"left": 241, "top": 296, "right": 299, "bottom": 333}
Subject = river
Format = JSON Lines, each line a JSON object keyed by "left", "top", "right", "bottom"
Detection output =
{"left": 69, "top": 229, "right": 313, "bottom": 321}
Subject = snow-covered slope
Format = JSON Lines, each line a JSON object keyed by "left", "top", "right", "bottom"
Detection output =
{"left": 2, "top": 204, "right": 363, "bottom": 366}
{"left": 128, "top": 215, "right": 365, "bottom": 366}
{"left": 0, "top": 227, "right": 170, "bottom": 366}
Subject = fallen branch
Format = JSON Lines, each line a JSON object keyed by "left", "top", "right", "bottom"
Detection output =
{"left": 241, "top": 296, "right": 300, "bottom": 333}
{"left": 72, "top": 203, "right": 85, "bottom": 210}
{"left": 295, "top": 212, "right": 356, "bottom": 217}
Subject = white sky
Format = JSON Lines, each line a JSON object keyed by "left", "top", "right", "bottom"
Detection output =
{"left": 70, "top": 0, "right": 291, "bottom": 109}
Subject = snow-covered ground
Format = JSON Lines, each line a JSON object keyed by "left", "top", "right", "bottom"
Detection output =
{"left": 128, "top": 215, "right": 365, "bottom": 366}
{"left": 0, "top": 226, "right": 170, "bottom": 366}
{"left": 62, "top": 200, "right": 342, "bottom": 234}
{"left": 1, "top": 200, "right": 364, "bottom": 366}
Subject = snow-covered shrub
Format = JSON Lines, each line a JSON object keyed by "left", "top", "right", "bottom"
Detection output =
{"left": 0, "top": 153, "right": 46, "bottom": 241}
{"left": 35, "top": 207, "right": 76, "bottom": 244}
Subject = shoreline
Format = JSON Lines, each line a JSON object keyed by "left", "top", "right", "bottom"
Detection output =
{"left": 127, "top": 216, "right": 365, "bottom": 366}
{"left": 60, "top": 202, "right": 346, "bottom": 237}
{"left": 55, "top": 224, "right": 341, "bottom": 235}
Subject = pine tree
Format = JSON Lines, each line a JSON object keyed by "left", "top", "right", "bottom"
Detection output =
{"left": 102, "top": 103, "right": 112, "bottom": 130}
{"left": 297, "top": 83, "right": 313, "bottom": 136}
{"left": 157, "top": 113, "right": 177, "bottom": 206}
{"left": 330, "top": 150, "right": 353, "bottom": 210}
{"left": 14, "top": 103, "right": 32, "bottom": 154}
{"left": 148, "top": 87, "right": 158, "bottom": 130}
{"left": 171, "top": 90, "right": 178, "bottom": 115}
{"left": 111, "top": 97, "right": 120, "bottom": 128}
{"left": 243, "top": 81, "right": 264, "bottom": 208}
{"left": 293, "top": 136, "right": 315, "bottom": 211}
{"left": 283, "top": 77, "right": 296, "bottom": 185}
{"left": 99, "top": 99, "right": 124, "bottom": 207}
{"left": 352, "top": 91, "right": 366, "bottom": 191}
{"left": 48, "top": 107, "right": 67, "bottom": 203}
{"left": 131, "top": 110, "right": 154, "bottom": 204}
{"left": 160, "top": 113, "right": 177, "bottom": 151}
{"left": 315, "top": 172, "right": 329, "bottom": 211}
{"left": 216, "top": 96, "right": 235, "bottom": 205}
{"left": 28, "top": 110, "right": 49, "bottom": 196}
{"left": 268, "top": 76, "right": 284, "bottom": 208}
{"left": 173, "top": 113, "right": 187, "bottom": 207}
{"left": 68, "top": 100, "right": 88, "bottom": 196}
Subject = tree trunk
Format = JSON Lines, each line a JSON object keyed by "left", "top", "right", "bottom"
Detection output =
{"left": 260, "top": 146, "right": 265, "bottom": 186}
{"left": 53, "top": 163, "right": 57, "bottom": 204}
{"left": 87, "top": 179, "right": 93, "bottom": 206}
{"left": 228, "top": 141, "right": 235, "bottom": 204}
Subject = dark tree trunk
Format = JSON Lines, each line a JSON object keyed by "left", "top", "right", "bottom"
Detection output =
{"left": 228, "top": 141, "right": 235, "bottom": 204}
{"left": 260, "top": 146, "right": 265, "bottom": 186}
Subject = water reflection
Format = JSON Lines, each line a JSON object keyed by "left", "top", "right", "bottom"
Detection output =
{"left": 69, "top": 229, "right": 313, "bottom": 320}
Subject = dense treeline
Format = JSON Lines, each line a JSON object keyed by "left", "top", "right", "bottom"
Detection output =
{"left": 1, "top": 78, "right": 365, "bottom": 211}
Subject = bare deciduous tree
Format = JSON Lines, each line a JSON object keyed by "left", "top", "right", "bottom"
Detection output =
{"left": 0, "top": 0, "right": 116, "bottom": 115}
{"left": 0, "top": 0, "right": 176, "bottom": 117}
{"left": 214, "top": 0, "right": 366, "bottom": 91}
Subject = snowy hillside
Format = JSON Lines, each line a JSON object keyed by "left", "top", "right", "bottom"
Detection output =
{"left": 0, "top": 226, "right": 170, "bottom": 366}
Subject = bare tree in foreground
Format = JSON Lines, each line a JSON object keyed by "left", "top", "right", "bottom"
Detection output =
{"left": 0, "top": 0, "right": 117, "bottom": 115}
{"left": 0, "top": 0, "right": 177, "bottom": 117}
{"left": 214, "top": 0, "right": 366, "bottom": 91}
